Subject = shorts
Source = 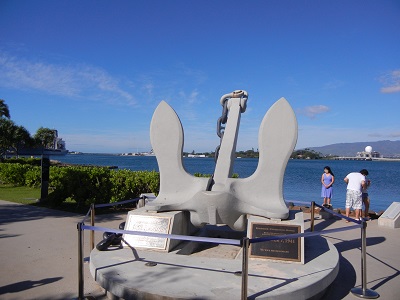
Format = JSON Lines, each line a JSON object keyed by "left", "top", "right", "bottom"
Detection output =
{"left": 362, "top": 193, "right": 369, "bottom": 201}
{"left": 346, "top": 190, "right": 362, "bottom": 210}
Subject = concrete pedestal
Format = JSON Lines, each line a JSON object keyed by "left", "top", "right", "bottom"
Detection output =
{"left": 122, "top": 208, "right": 194, "bottom": 252}
{"left": 90, "top": 234, "right": 339, "bottom": 300}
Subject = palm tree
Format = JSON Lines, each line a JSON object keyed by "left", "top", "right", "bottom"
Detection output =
{"left": 0, "top": 99, "right": 11, "bottom": 119}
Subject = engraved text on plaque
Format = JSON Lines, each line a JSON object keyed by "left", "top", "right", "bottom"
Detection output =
{"left": 123, "top": 215, "right": 171, "bottom": 250}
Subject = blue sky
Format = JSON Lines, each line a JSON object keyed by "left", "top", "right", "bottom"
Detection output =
{"left": 1, "top": 0, "right": 399, "bottom": 153}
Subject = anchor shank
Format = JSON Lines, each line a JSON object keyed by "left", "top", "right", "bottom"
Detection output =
{"left": 213, "top": 98, "right": 242, "bottom": 191}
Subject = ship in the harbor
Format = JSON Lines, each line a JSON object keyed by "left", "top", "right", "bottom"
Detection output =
{"left": 120, "top": 149, "right": 155, "bottom": 156}
{"left": 18, "top": 130, "right": 68, "bottom": 156}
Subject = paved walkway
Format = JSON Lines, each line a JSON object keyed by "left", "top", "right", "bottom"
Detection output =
{"left": 0, "top": 200, "right": 124, "bottom": 300}
{"left": 0, "top": 199, "right": 399, "bottom": 299}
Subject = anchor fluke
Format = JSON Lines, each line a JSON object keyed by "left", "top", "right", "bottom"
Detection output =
{"left": 147, "top": 101, "right": 209, "bottom": 211}
{"left": 227, "top": 97, "right": 297, "bottom": 222}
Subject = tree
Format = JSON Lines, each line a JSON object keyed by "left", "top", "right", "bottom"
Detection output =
{"left": 34, "top": 127, "right": 56, "bottom": 148}
{"left": 0, "top": 119, "right": 33, "bottom": 159}
{"left": 0, "top": 99, "right": 11, "bottom": 119}
{"left": 290, "top": 149, "right": 322, "bottom": 159}
{"left": 12, "top": 126, "right": 33, "bottom": 155}
{"left": 0, "top": 118, "right": 16, "bottom": 159}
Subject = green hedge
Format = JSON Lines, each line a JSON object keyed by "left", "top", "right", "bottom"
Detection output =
{"left": 0, "top": 163, "right": 35, "bottom": 186}
{"left": 1, "top": 157, "right": 42, "bottom": 166}
{"left": 0, "top": 162, "right": 238, "bottom": 208}
{"left": 0, "top": 163, "right": 160, "bottom": 207}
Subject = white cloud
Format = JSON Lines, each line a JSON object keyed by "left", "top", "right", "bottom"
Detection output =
{"left": 174, "top": 89, "right": 203, "bottom": 122}
{"left": 380, "top": 69, "right": 400, "bottom": 94}
{"left": 297, "top": 105, "right": 330, "bottom": 118}
{"left": 142, "top": 83, "right": 154, "bottom": 97}
{"left": 0, "top": 52, "right": 136, "bottom": 105}
{"left": 368, "top": 131, "right": 400, "bottom": 138}
{"left": 296, "top": 125, "right": 400, "bottom": 149}
{"left": 389, "top": 132, "right": 400, "bottom": 138}
{"left": 323, "top": 80, "right": 344, "bottom": 90}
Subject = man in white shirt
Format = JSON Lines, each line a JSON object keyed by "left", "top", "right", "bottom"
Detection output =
{"left": 344, "top": 169, "right": 368, "bottom": 221}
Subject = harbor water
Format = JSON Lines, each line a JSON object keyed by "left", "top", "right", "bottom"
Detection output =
{"left": 55, "top": 154, "right": 398, "bottom": 212}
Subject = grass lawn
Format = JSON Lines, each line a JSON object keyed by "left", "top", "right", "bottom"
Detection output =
{"left": 0, "top": 184, "right": 40, "bottom": 204}
{"left": 0, "top": 184, "right": 86, "bottom": 213}
{"left": 0, "top": 184, "right": 133, "bottom": 214}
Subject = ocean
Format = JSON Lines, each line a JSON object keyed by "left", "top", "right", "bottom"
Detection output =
{"left": 54, "top": 154, "right": 399, "bottom": 212}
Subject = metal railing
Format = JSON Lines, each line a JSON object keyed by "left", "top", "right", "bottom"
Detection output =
{"left": 310, "top": 201, "right": 379, "bottom": 299}
{"left": 77, "top": 199, "right": 379, "bottom": 300}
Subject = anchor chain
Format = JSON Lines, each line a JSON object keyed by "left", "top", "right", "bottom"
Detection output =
{"left": 206, "top": 90, "right": 248, "bottom": 191}
{"left": 215, "top": 100, "right": 228, "bottom": 160}
{"left": 215, "top": 90, "right": 248, "bottom": 161}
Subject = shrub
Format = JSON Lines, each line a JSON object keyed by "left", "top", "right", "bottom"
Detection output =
{"left": 0, "top": 163, "right": 33, "bottom": 185}
{"left": 1, "top": 161, "right": 161, "bottom": 208}
{"left": 109, "top": 170, "right": 159, "bottom": 203}
{"left": 45, "top": 167, "right": 160, "bottom": 206}
{"left": 46, "top": 166, "right": 113, "bottom": 207}
{"left": 3, "top": 157, "right": 42, "bottom": 166}
{"left": 24, "top": 166, "right": 41, "bottom": 187}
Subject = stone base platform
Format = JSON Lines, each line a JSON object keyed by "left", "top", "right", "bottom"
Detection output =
{"left": 90, "top": 235, "right": 339, "bottom": 300}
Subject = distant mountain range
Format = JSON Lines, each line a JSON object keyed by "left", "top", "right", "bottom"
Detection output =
{"left": 304, "top": 140, "right": 400, "bottom": 157}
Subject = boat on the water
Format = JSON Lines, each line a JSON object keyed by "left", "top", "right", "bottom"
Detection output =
{"left": 15, "top": 130, "right": 68, "bottom": 156}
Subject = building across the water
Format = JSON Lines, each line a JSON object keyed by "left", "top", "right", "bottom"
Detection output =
{"left": 336, "top": 146, "right": 383, "bottom": 161}
{"left": 355, "top": 146, "right": 382, "bottom": 160}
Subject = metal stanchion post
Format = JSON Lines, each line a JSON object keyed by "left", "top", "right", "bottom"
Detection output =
{"left": 311, "top": 201, "right": 315, "bottom": 232}
{"left": 90, "top": 204, "right": 95, "bottom": 251}
{"left": 77, "top": 222, "right": 85, "bottom": 300}
{"left": 351, "top": 220, "right": 380, "bottom": 299}
{"left": 138, "top": 195, "right": 145, "bottom": 208}
{"left": 241, "top": 237, "right": 250, "bottom": 300}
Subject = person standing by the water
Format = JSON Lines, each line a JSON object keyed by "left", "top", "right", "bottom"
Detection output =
{"left": 344, "top": 169, "right": 368, "bottom": 221}
{"left": 321, "top": 166, "right": 334, "bottom": 207}
{"left": 362, "top": 173, "right": 371, "bottom": 219}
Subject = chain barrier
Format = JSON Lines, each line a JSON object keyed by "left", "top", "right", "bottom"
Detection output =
{"left": 78, "top": 203, "right": 365, "bottom": 300}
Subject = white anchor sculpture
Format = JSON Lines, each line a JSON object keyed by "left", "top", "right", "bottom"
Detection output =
{"left": 147, "top": 90, "right": 298, "bottom": 231}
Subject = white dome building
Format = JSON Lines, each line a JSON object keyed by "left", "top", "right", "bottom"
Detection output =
{"left": 356, "top": 145, "right": 381, "bottom": 160}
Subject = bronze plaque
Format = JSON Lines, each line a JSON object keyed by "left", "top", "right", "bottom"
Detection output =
{"left": 123, "top": 214, "right": 171, "bottom": 250}
{"left": 250, "top": 223, "right": 301, "bottom": 262}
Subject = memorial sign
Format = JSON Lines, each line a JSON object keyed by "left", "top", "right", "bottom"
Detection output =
{"left": 250, "top": 222, "right": 302, "bottom": 262}
{"left": 123, "top": 214, "right": 171, "bottom": 250}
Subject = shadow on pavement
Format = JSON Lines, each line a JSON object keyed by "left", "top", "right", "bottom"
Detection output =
{"left": 0, "top": 200, "right": 127, "bottom": 227}
{"left": 0, "top": 201, "right": 78, "bottom": 226}
{"left": 367, "top": 251, "right": 400, "bottom": 291}
{"left": 0, "top": 277, "right": 62, "bottom": 294}
{"left": 333, "top": 236, "right": 386, "bottom": 253}
{"left": 323, "top": 254, "right": 356, "bottom": 300}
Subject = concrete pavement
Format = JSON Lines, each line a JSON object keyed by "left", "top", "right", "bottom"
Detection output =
{"left": 0, "top": 199, "right": 399, "bottom": 299}
{"left": 0, "top": 200, "right": 124, "bottom": 300}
